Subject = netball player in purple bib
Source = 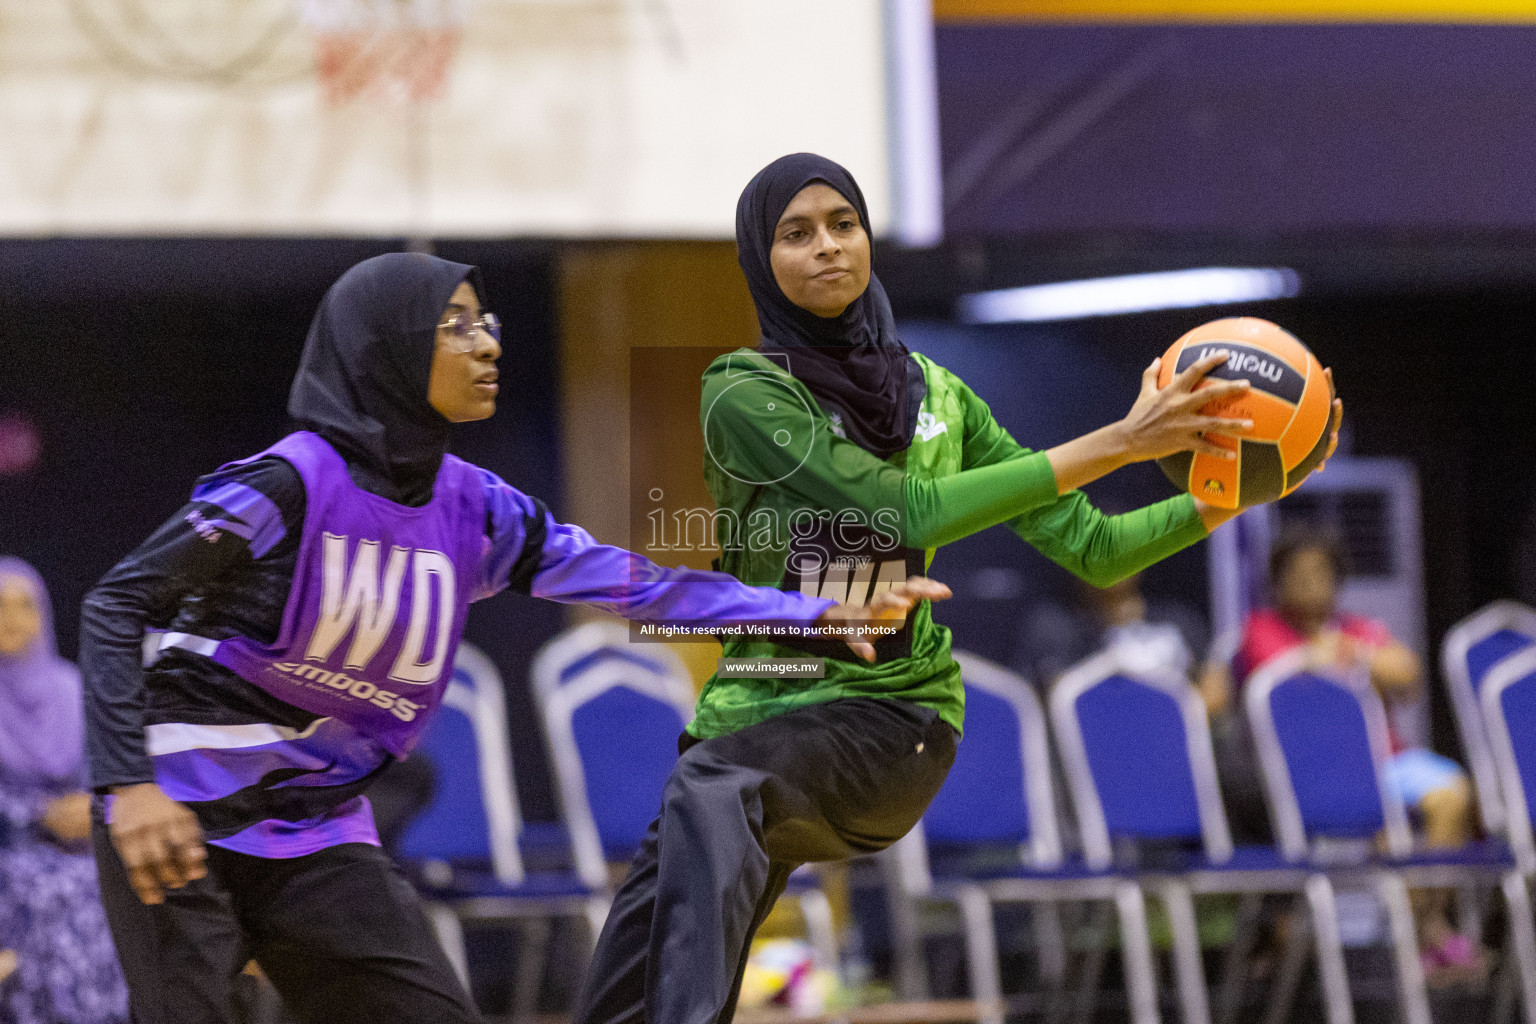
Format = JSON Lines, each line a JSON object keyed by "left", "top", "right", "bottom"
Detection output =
{"left": 78, "top": 253, "right": 947, "bottom": 1024}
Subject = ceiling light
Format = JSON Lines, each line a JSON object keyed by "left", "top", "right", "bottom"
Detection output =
{"left": 959, "top": 267, "right": 1301, "bottom": 324}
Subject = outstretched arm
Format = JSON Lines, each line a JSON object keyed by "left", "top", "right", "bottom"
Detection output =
{"left": 1041, "top": 353, "right": 1250, "bottom": 498}
{"left": 1008, "top": 491, "right": 1208, "bottom": 589}
{"left": 958, "top": 359, "right": 1341, "bottom": 586}
{"left": 474, "top": 472, "right": 951, "bottom": 661}
{"left": 704, "top": 368, "right": 1058, "bottom": 550}
{"left": 951, "top": 365, "right": 1213, "bottom": 585}
{"left": 702, "top": 353, "right": 1254, "bottom": 552}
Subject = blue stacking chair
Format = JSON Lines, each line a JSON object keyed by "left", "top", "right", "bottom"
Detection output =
{"left": 531, "top": 621, "right": 838, "bottom": 971}
{"left": 1245, "top": 649, "right": 1524, "bottom": 1024}
{"left": 1442, "top": 601, "right": 1536, "bottom": 838}
{"left": 395, "top": 644, "right": 601, "bottom": 1013}
{"left": 1242, "top": 651, "right": 1425, "bottom": 1024}
{"left": 887, "top": 651, "right": 1153, "bottom": 1024}
{"left": 1475, "top": 647, "right": 1536, "bottom": 1023}
{"left": 1052, "top": 648, "right": 1344, "bottom": 1024}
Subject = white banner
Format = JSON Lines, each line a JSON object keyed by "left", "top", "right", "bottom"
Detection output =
{"left": 0, "top": 0, "right": 892, "bottom": 237}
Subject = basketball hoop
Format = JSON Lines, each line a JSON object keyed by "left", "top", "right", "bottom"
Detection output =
{"left": 300, "top": 0, "right": 470, "bottom": 106}
{"left": 69, "top": 0, "right": 304, "bottom": 87}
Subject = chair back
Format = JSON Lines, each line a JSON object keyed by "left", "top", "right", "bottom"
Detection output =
{"left": 532, "top": 621, "right": 696, "bottom": 890}
{"left": 921, "top": 651, "right": 1061, "bottom": 869}
{"left": 1051, "top": 648, "right": 1233, "bottom": 870}
{"left": 1441, "top": 600, "right": 1536, "bottom": 833}
{"left": 396, "top": 644, "right": 524, "bottom": 884}
{"left": 1480, "top": 646, "right": 1536, "bottom": 872}
{"left": 1244, "top": 649, "right": 1412, "bottom": 861}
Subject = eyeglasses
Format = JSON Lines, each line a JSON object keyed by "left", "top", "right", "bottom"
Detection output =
{"left": 437, "top": 309, "right": 502, "bottom": 353}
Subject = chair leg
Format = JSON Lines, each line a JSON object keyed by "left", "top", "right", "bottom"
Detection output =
{"left": 511, "top": 917, "right": 551, "bottom": 1024}
{"left": 1157, "top": 880, "right": 1213, "bottom": 1024}
{"left": 1497, "top": 951, "right": 1521, "bottom": 1024}
{"left": 1071, "top": 902, "right": 1111, "bottom": 1024}
{"left": 1036, "top": 901, "right": 1069, "bottom": 991}
{"left": 1214, "top": 893, "right": 1265, "bottom": 1024}
{"left": 1502, "top": 871, "right": 1536, "bottom": 1024}
{"left": 881, "top": 846, "right": 930, "bottom": 1002}
{"left": 954, "top": 884, "right": 1006, "bottom": 1024}
{"left": 1457, "top": 882, "right": 1485, "bottom": 943}
{"left": 1376, "top": 872, "right": 1431, "bottom": 1024}
{"left": 1038, "top": 902, "right": 1073, "bottom": 1024}
{"left": 1259, "top": 901, "right": 1312, "bottom": 1024}
{"left": 1114, "top": 881, "right": 1162, "bottom": 1024}
{"left": 797, "top": 887, "right": 842, "bottom": 978}
{"left": 424, "top": 901, "right": 472, "bottom": 995}
{"left": 1304, "top": 874, "right": 1357, "bottom": 1024}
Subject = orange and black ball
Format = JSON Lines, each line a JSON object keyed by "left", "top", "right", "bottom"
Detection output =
{"left": 1156, "top": 317, "right": 1334, "bottom": 510}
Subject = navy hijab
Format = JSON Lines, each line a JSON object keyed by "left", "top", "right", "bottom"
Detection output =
{"left": 288, "top": 252, "right": 483, "bottom": 506}
{"left": 735, "top": 153, "right": 924, "bottom": 459}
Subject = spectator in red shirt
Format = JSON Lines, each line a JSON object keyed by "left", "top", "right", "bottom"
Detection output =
{"left": 1231, "top": 539, "right": 1419, "bottom": 719}
{"left": 1204, "top": 528, "right": 1481, "bottom": 982}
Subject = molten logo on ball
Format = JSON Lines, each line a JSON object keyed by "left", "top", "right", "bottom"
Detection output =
{"left": 1155, "top": 318, "right": 1335, "bottom": 510}
{"left": 1190, "top": 345, "right": 1285, "bottom": 386}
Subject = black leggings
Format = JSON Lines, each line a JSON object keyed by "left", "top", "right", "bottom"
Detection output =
{"left": 93, "top": 823, "right": 480, "bottom": 1024}
{"left": 572, "top": 697, "right": 957, "bottom": 1024}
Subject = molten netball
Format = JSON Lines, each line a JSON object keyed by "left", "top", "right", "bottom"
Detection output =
{"left": 1157, "top": 317, "right": 1335, "bottom": 510}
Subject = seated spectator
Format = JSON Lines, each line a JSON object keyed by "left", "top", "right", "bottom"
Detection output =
{"left": 0, "top": 558, "right": 128, "bottom": 1023}
{"left": 1203, "top": 529, "right": 1481, "bottom": 984}
{"left": 1013, "top": 573, "right": 1208, "bottom": 689}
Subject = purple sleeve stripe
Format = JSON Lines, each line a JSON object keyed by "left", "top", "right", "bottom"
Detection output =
{"left": 529, "top": 520, "right": 835, "bottom": 626}
{"left": 190, "top": 479, "right": 287, "bottom": 558}
{"left": 195, "top": 515, "right": 255, "bottom": 542}
{"left": 474, "top": 469, "right": 548, "bottom": 601}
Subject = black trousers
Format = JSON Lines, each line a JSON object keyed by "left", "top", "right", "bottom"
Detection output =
{"left": 572, "top": 697, "right": 957, "bottom": 1024}
{"left": 92, "top": 821, "right": 480, "bottom": 1024}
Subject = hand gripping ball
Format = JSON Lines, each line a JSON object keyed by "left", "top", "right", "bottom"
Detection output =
{"left": 1157, "top": 317, "right": 1335, "bottom": 510}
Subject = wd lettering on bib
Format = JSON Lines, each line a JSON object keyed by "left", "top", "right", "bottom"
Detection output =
{"left": 303, "top": 534, "right": 456, "bottom": 685}
{"left": 205, "top": 433, "right": 486, "bottom": 756}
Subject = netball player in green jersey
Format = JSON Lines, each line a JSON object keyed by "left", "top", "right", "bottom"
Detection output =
{"left": 571, "top": 153, "right": 1341, "bottom": 1024}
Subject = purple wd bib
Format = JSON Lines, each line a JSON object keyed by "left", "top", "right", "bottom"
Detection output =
{"left": 208, "top": 432, "right": 484, "bottom": 756}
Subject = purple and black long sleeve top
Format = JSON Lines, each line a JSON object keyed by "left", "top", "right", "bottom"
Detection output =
{"left": 80, "top": 453, "right": 832, "bottom": 858}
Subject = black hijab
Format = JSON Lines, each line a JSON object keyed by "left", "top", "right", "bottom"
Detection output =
{"left": 288, "top": 252, "right": 482, "bottom": 506}
{"left": 735, "top": 153, "right": 924, "bottom": 459}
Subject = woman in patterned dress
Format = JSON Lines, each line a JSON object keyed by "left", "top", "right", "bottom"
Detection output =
{"left": 0, "top": 558, "right": 127, "bottom": 1024}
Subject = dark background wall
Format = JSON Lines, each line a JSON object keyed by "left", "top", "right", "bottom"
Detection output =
{"left": 936, "top": 24, "right": 1536, "bottom": 236}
